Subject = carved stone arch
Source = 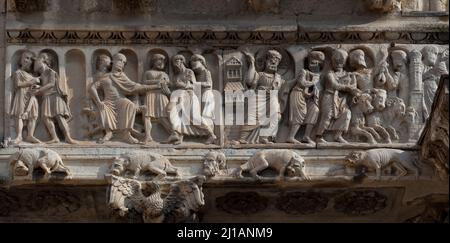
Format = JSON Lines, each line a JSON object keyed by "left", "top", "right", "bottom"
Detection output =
{"left": 65, "top": 49, "right": 87, "bottom": 140}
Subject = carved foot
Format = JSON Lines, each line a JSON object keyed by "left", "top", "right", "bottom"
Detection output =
{"left": 25, "top": 136, "right": 42, "bottom": 144}
{"left": 302, "top": 136, "right": 316, "bottom": 145}
{"left": 122, "top": 133, "right": 139, "bottom": 144}
{"left": 260, "top": 137, "right": 274, "bottom": 144}
{"left": 316, "top": 138, "right": 328, "bottom": 144}
{"left": 142, "top": 136, "right": 154, "bottom": 144}
{"left": 286, "top": 138, "right": 301, "bottom": 144}
{"left": 368, "top": 138, "right": 377, "bottom": 145}
{"left": 66, "top": 138, "right": 80, "bottom": 145}
{"left": 335, "top": 136, "right": 349, "bottom": 144}
{"left": 47, "top": 138, "right": 60, "bottom": 144}
{"left": 238, "top": 139, "right": 249, "bottom": 145}
{"left": 205, "top": 135, "right": 217, "bottom": 145}
{"left": 12, "top": 137, "right": 23, "bottom": 145}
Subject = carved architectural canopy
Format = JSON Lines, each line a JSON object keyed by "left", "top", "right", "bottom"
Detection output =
{"left": 0, "top": 0, "right": 448, "bottom": 223}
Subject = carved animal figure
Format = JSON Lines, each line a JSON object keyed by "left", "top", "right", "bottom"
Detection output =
{"left": 350, "top": 92, "right": 380, "bottom": 144}
{"left": 110, "top": 152, "right": 179, "bottom": 180}
{"left": 345, "top": 149, "right": 420, "bottom": 180}
{"left": 381, "top": 97, "right": 406, "bottom": 140}
{"left": 366, "top": 89, "right": 393, "bottom": 143}
{"left": 9, "top": 148, "right": 71, "bottom": 179}
{"left": 235, "top": 150, "right": 310, "bottom": 180}
{"left": 107, "top": 175, "right": 206, "bottom": 223}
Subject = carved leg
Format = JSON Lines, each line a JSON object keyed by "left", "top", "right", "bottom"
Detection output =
{"left": 44, "top": 118, "right": 60, "bottom": 144}
{"left": 287, "top": 124, "right": 301, "bottom": 144}
{"left": 25, "top": 119, "right": 41, "bottom": 143}
{"left": 373, "top": 125, "right": 391, "bottom": 143}
{"left": 250, "top": 158, "right": 269, "bottom": 180}
{"left": 353, "top": 127, "right": 376, "bottom": 144}
{"left": 365, "top": 127, "right": 382, "bottom": 141}
{"left": 278, "top": 166, "right": 287, "bottom": 181}
{"left": 376, "top": 167, "right": 382, "bottom": 180}
{"left": 302, "top": 124, "right": 316, "bottom": 145}
{"left": 260, "top": 136, "right": 274, "bottom": 144}
{"left": 13, "top": 118, "right": 24, "bottom": 144}
{"left": 393, "top": 162, "right": 407, "bottom": 180}
{"left": 37, "top": 157, "right": 52, "bottom": 178}
{"left": 56, "top": 116, "right": 79, "bottom": 144}
{"left": 122, "top": 130, "right": 139, "bottom": 144}
{"left": 334, "top": 131, "right": 348, "bottom": 144}
{"left": 386, "top": 126, "right": 399, "bottom": 141}
{"left": 133, "top": 168, "right": 141, "bottom": 179}
{"left": 143, "top": 117, "right": 154, "bottom": 144}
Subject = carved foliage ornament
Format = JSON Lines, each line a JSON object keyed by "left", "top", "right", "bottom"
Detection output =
{"left": 216, "top": 192, "right": 268, "bottom": 215}
{"left": 276, "top": 192, "right": 329, "bottom": 215}
{"left": 334, "top": 190, "right": 387, "bottom": 216}
{"left": 25, "top": 191, "right": 81, "bottom": 216}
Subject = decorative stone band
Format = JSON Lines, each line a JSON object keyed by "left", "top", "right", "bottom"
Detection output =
{"left": 6, "top": 30, "right": 449, "bottom": 45}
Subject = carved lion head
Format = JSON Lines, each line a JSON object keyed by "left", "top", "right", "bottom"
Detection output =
{"left": 286, "top": 153, "right": 310, "bottom": 180}
{"left": 345, "top": 151, "right": 365, "bottom": 167}
{"left": 110, "top": 157, "right": 128, "bottom": 176}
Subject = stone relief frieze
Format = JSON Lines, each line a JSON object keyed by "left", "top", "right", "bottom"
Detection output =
{"left": 276, "top": 191, "right": 329, "bottom": 215}
{"left": 3, "top": 44, "right": 448, "bottom": 148}
{"left": 216, "top": 192, "right": 269, "bottom": 215}
{"left": 333, "top": 190, "right": 388, "bottom": 216}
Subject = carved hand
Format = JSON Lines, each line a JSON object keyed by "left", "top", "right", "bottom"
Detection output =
{"left": 244, "top": 52, "right": 255, "bottom": 64}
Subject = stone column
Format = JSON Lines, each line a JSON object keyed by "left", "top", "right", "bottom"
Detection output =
{"left": 409, "top": 49, "right": 425, "bottom": 140}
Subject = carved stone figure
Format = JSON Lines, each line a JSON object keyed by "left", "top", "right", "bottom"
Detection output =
{"left": 10, "top": 50, "right": 41, "bottom": 144}
{"left": 9, "top": 148, "right": 71, "bottom": 180}
{"left": 33, "top": 52, "right": 78, "bottom": 144}
{"left": 349, "top": 92, "right": 379, "bottom": 144}
{"left": 239, "top": 50, "right": 285, "bottom": 144}
{"left": 366, "top": 89, "right": 393, "bottom": 143}
{"left": 316, "top": 49, "right": 356, "bottom": 144}
{"left": 89, "top": 54, "right": 154, "bottom": 144}
{"left": 381, "top": 97, "right": 407, "bottom": 140}
{"left": 235, "top": 150, "right": 310, "bottom": 180}
{"left": 191, "top": 54, "right": 217, "bottom": 144}
{"left": 422, "top": 46, "right": 448, "bottom": 118}
{"left": 110, "top": 152, "right": 179, "bottom": 180}
{"left": 142, "top": 54, "right": 172, "bottom": 143}
{"left": 287, "top": 51, "right": 325, "bottom": 144}
{"left": 345, "top": 149, "right": 421, "bottom": 180}
{"left": 167, "top": 55, "right": 217, "bottom": 145}
{"left": 350, "top": 49, "right": 375, "bottom": 93}
{"left": 107, "top": 175, "right": 206, "bottom": 223}
{"left": 202, "top": 151, "right": 228, "bottom": 178}
{"left": 389, "top": 50, "right": 410, "bottom": 104}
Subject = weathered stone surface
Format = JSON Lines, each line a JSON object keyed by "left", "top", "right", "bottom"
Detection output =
{"left": 0, "top": 0, "right": 448, "bottom": 223}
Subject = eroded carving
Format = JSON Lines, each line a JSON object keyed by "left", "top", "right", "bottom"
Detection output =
{"left": 235, "top": 150, "right": 310, "bottom": 180}
{"left": 110, "top": 152, "right": 179, "bottom": 180}
{"left": 365, "top": 0, "right": 402, "bottom": 13}
{"left": 107, "top": 175, "right": 206, "bottom": 223}
{"left": 276, "top": 192, "right": 329, "bottom": 215}
{"left": 25, "top": 191, "right": 81, "bottom": 216}
{"left": 216, "top": 192, "right": 268, "bottom": 215}
{"left": 334, "top": 190, "right": 387, "bottom": 216}
{"left": 9, "top": 148, "right": 71, "bottom": 180}
{"left": 345, "top": 149, "right": 421, "bottom": 180}
{"left": 202, "top": 151, "right": 228, "bottom": 178}
{"left": 9, "top": 0, "right": 48, "bottom": 12}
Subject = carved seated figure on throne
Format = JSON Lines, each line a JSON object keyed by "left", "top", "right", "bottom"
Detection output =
{"left": 89, "top": 53, "right": 155, "bottom": 144}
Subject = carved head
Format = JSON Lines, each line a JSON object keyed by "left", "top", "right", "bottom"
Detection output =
{"left": 349, "top": 49, "right": 367, "bottom": 69}
{"left": 308, "top": 51, "right": 325, "bottom": 73}
{"left": 332, "top": 49, "right": 348, "bottom": 70}
{"left": 370, "top": 88, "right": 387, "bottom": 111}
{"left": 96, "top": 55, "right": 112, "bottom": 72}
{"left": 172, "top": 176, "right": 206, "bottom": 212}
{"left": 265, "top": 50, "right": 282, "bottom": 73}
{"left": 286, "top": 153, "right": 310, "bottom": 180}
{"left": 151, "top": 54, "right": 166, "bottom": 71}
{"left": 203, "top": 152, "right": 227, "bottom": 177}
{"left": 110, "top": 157, "right": 128, "bottom": 176}
{"left": 10, "top": 150, "right": 30, "bottom": 177}
{"left": 112, "top": 53, "right": 127, "bottom": 72}
{"left": 353, "top": 92, "right": 374, "bottom": 114}
{"left": 172, "top": 55, "right": 186, "bottom": 73}
{"left": 390, "top": 50, "right": 408, "bottom": 71}
{"left": 404, "top": 106, "right": 419, "bottom": 124}
{"left": 345, "top": 151, "right": 365, "bottom": 167}
{"left": 190, "top": 54, "right": 207, "bottom": 73}
{"left": 422, "top": 46, "right": 439, "bottom": 67}
{"left": 34, "top": 53, "right": 52, "bottom": 74}
{"left": 20, "top": 51, "right": 35, "bottom": 72}
{"left": 386, "top": 97, "right": 406, "bottom": 116}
